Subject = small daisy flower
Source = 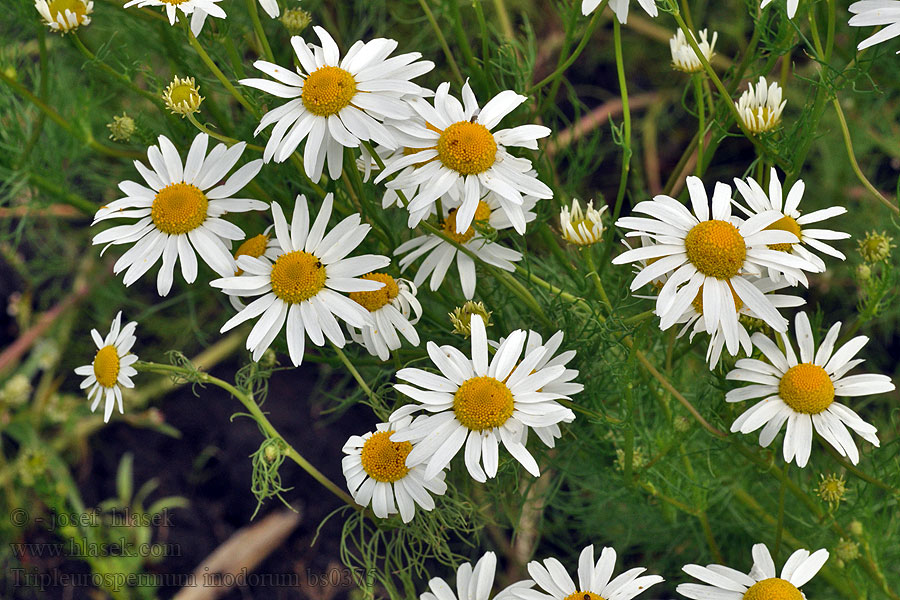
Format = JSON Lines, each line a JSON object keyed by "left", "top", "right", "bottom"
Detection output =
{"left": 677, "top": 543, "right": 828, "bottom": 600}
{"left": 582, "top": 0, "right": 658, "bottom": 24}
{"left": 670, "top": 29, "right": 718, "bottom": 73}
{"left": 516, "top": 544, "right": 663, "bottom": 600}
{"left": 375, "top": 81, "right": 551, "bottom": 235}
{"left": 389, "top": 315, "right": 576, "bottom": 482}
{"left": 734, "top": 168, "right": 849, "bottom": 281}
{"left": 726, "top": 312, "right": 894, "bottom": 467}
{"left": 92, "top": 133, "right": 265, "bottom": 296}
{"left": 240, "top": 26, "right": 434, "bottom": 180}
{"left": 341, "top": 418, "right": 446, "bottom": 522}
{"left": 211, "top": 194, "right": 389, "bottom": 366}
{"left": 123, "top": 0, "right": 225, "bottom": 36}
{"left": 736, "top": 76, "right": 786, "bottom": 134}
{"left": 163, "top": 76, "right": 203, "bottom": 117}
{"left": 74, "top": 312, "right": 138, "bottom": 423}
{"left": 560, "top": 198, "right": 607, "bottom": 246}
{"left": 849, "top": 1, "right": 900, "bottom": 51}
{"left": 420, "top": 552, "right": 534, "bottom": 600}
{"left": 613, "top": 176, "right": 817, "bottom": 343}
{"left": 395, "top": 193, "right": 533, "bottom": 300}
{"left": 348, "top": 274, "right": 422, "bottom": 360}
{"left": 35, "top": 0, "right": 92, "bottom": 33}
{"left": 760, "top": 0, "right": 800, "bottom": 19}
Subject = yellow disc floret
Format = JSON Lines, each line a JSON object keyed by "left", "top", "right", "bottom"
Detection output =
{"left": 453, "top": 376, "right": 514, "bottom": 431}
{"left": 269, "top": 251, "right": 327, "bottom": 303}
{"left": 360, "top": 431, "right": 412, "bottom": 482}
{"left": 302, "top": 66, "right": 358, "bottom": 117}
{"left": 163, "top": 76, "right": 203, "bottom": 117}
{"left": 691, "top": 282, "right": 744, "bottom": 314}
{"left": 48, "top": 0, "right": 88, "bottom": 20}
{"left": 765, "top": 215, "right": 802, "bottom": 253}
{"left": 349, "top": 273, "right": 399, "bottom": 312}
{"left": 442, "top": 201, "right": 492, "bottom": 244}
{"left": 151, "top": 183, "right": 209, "bottom": 235}
{"left": 437, "top": 121, "right": 498, "bottom": 175}
{"left": 564, "top": 592, "right": 605, "bottom": 600}
{"left": 93, "top": 345, "right": 120, "bottom": 388}
{"left": 742, "top": 578, "right": 803, "bottom": 600}
{"left": 779, "top": 363, "right": 835, "bottom": 414}
{"left": 684, "top": 219, "right": 747, "bottom": 279}
{"left": 234, "top": 233, "right": 270, "bottom": 275}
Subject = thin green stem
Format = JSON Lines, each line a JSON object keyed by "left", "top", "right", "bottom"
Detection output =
{"left": 416, "top": 0, "right": 464, "bottom": 86}
{"left": 612, "top": 19, "right": 632, "bottom": 223}
{"left": 187, "top": 28, "right": 258, "bottom": 116}
{"left": 187, "top": 113, "right": 265, "bottom": 150}
{"left": 693, "top": 74, "right": 705, "bottom": 176}
{"left": 70, "top": 32, "right": 163, "bottom": 107}
{"left": 245, "top": 0, "right": 275, "bottom": 63}
{"left": 529, "top": 5, "right": 606, "bottom": 95}
{"left": 332, "top": 345, "right": 377, "bottom": 404}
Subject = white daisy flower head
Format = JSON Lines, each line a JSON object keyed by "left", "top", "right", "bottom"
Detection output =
{"left": 677, "top": 543, "right": 828, "bottom": 600}
{"left": 92, "top": 133, "right": 265, "bottom": 296}
{"left": 74, "top": 312, "right": 138, "bottom": 423}
{"left": 341, "top": 417, "right": 446, "bottom": 522}
{"left": 736, "top": 76, "right": 786, "bottom": 134}
{"left": 849, "top": 1, "right": 900, "bottom": 52}
{"left": 210, "top": 194, "right": 389, "bottom": 366}
{"left": 348, "top": 274, "right": 422, "bottom": 360}
{"left": 612, "top": 176, "right": 818, "bottom": 345}
{"left": 582, "top": 0, "right": 658, "bottom": 24}
{"left": 123, "top": 0, "right": 225, "bottom": 36}
{"left": 374, "top": 81, "right": 552, "bottom": 235}
{"left": 735, "top": 168, "right": 849, "bottom": 282}
{"left": 726, "top": 311, "right": 894, "bottom": 467}
{"left": 760, "top": 0, "right": 799, "bottom": 19}
{"left": 389, "top": 315, "right": 576, "bottom": 483}
{"left": 35, "top": 0, "right": 93, "bottom": 33}
{"left": 240, "top": 26, "right": 434, "bottom": 180}
{"left": 560, "top": 198, "right": 607, "bottom": 246}
{"left": 421, "top": 552, "right": 534, "bottom": 600}
{"left": 517, "top": 544, "right": 663, "bottom": 600}
{"left": 394, "top": 192, "right": 534, "bottom": 299}
{"left": 670, "top": 29, "right": 718, "bottom": 74}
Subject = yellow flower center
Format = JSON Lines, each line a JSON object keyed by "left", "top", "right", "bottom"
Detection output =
{"left": 765, "top": 215, "right": 802, "bottom": 253}
{"left": 742, "top": 578, "right": 803, "bottom": 600}
{"left": 48, "top": 0, "right": 87, "bottom": 18}
{"left": 269, "top": 251, "right": 327, "bottom": 303}
{"left": 93, "top": 345, "right": 120, "bottom": 388}
{"left": 564, "top": 592, "right": 605, "bottom": 600}
{"left": 302, "top": 66, "right": 358, "bottom": 117}
{"left": 160, "top": 0, "right": 189, "bottom": 4}
{"left": 779, "top": 363, "right": 835, "bottom": 414}
{"left": 151, "top": 182, "right": 208, "bottom": 235}
{"left": 349, "top": 273, "right": 399, "bottom": 312}
{"left": 691, "top": 282, "right": 743, "bottom": 314}
{"left": 746, "top": 107, "right": 780, "bottom": 133}
{"left": 233, "top": 233, "right": 270, "bottom": 275}
{"left": 442, "top": 201, "right": 492, "bottom": 244}
{"left": 168, "top": 83, "right": 200, "bottom": 108}
{"left": 360, "top": 431, "right": 412, "bottom": 483}
{"left": 684, "top": 219, "right": 746, "bottom": 279}
{"left": 453, "top": 376, "right": 514, "bottom": 431}
{"left": 436, "top": 121, "right": 498, "bottom": 175}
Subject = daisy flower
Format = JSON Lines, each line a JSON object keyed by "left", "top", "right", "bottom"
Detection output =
{"left": 670, "top": 29, "right": 718, "bottom": 74}
{"left": 677, "top": 543, "right": 828, "bottom": 600}
{"left": 726, "top": 312, "right": 894, "bottom": 467}
{"left": 516, "top": 544, "right": 663, "bottom": 600}
{"left": 210, "top": 194, "right": 389, "bottom": 366}
{"left": 663, "top": 277, "right": 804, "bottom": 368}
{"left": 348, "top": 274, "right": 422, "bottom": 360}
{"left": 389, "top": 315, "right": 576, "bottom": 482}
{"left": 92, "top": 133, "right": 265, "bottom": 296}
{"left": 849, "top": 1, "right": 900, "bottom": 51}
{"left": 760, "top": 0, "right": 800, "bottom": 18}
{"left": 123, "top": 0, "right": 225, "bottom": 36}
{"left": 394, "top": 193, "right": 533, "bottom": 300}
{"left": 74, "top": 312, "right": 139, "bottom": 423}
{"left": 560, "top": 199, "right": 607, "bottom": 246}
{"left": 736, "top": 77, "right": 786, "bottom": 134}
{"left": 240, "top": 26, "right": 434, "bottom": 180}
{"left": 341, "top": 417, "right": 446, "bottom": 522}
{"left": 582, "top": 0, "right": 658, "bottom": 24}
{"left": 35, "top": 0, "right": 93, "bottom": 33}
{"left": 612, "top": 176, "right": 817, "bottom": 344}
{"left": 734, "top": 167, "right": 849, "bottom": 281}
{"left": 374, "top": 81, "right": 551, "bottom": 234}
{"left": 420, "top": 552, "right": 534, "bottom": 600}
